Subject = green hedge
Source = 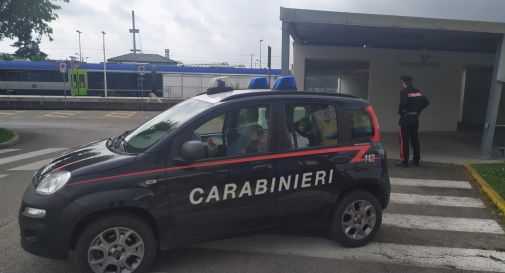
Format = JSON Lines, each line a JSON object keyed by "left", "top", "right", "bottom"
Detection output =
{"left": 0, "top": 128, "right": 15, "bottom": 143}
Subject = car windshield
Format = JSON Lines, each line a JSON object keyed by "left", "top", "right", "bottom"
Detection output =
{"left": 119, "top": 98, "right": 212, "bottom": 153}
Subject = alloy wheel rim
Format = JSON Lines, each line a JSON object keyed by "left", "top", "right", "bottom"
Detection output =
{"left": 341, "top": 200, "right": 377, "bottom": 240}
{"left": 87, "top": 227, "right": 145, "bottom": 273}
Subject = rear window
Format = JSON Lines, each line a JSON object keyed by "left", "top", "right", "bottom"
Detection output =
{"left": 349, "top": 110, "right": 374, "bottom": 139}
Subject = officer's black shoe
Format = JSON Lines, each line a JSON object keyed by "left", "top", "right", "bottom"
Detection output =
{"left": 396, "top": 161, "right": 409, "bottom": 168}
{"left": 411, "top": 160, "right": 420, "bottom": 167}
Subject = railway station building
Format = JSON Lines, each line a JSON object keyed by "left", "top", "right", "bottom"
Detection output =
{"left": 280, "top": 7, "right": 505, "bottom": 157}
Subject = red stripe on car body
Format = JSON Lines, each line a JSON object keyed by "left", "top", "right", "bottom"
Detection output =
{"left": 66, "top": 144, "right": 372, "bottom": 187}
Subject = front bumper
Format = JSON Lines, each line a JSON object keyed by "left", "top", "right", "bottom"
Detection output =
{"left": 18, "top": 184, "right": 74, "bottom": 260}
{"left": 19, "top": 212, "right": 70, "bottom": 260}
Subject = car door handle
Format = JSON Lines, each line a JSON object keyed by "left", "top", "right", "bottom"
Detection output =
{"left": 253, "top": 164, "right": 272, "bottom": 173}
{"left": 330, "top": 155, "right": 352, "bottom": 164}
{"left": 145, "top": 179, "right": 157, "bottom": 185}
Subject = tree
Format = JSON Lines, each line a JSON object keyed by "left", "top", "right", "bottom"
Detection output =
{"left": 0, "top": 0, "right": 68, "bottom": 60}
{"left": 0, "top": 52, "right": 15, "bottom": 61}
{"left": 13, "top": 40, "right": 47, "bottom": 61}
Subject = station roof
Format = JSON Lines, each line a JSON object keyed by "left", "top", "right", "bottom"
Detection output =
{"left": 107, "top": 53, "right": 178, "bottom": 65}
{"left": 280, "top": 7, "right": 505, "bottom": 53}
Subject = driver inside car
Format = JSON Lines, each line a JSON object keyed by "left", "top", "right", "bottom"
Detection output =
{"left": 228, "top": 124, "right": 265, "bottom": 155}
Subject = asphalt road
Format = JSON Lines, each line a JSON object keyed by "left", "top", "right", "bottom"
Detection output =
{"left": 0, "top": 110, "right": 504, "bottom": 273}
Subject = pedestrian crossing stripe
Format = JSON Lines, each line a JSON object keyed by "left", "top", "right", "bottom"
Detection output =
{"left": 195, "top": 234, "right": 505, "bottom": 273}
{"left": 383, "top": 213, "right": 504, "bottom": 234}
{"left": 390, "top": 192, "right": 484, "bottom": 208}
{"left": 390, "top": 177, "right": 472, "bottom": 189}
{"left": 40, "top": 111, "right": 82, "bottom": 118}
{"left": 0, "top": 149, "right": 20, "bottom": 155}
{"left": 0, "top": 174, "right": 7, "bottom": 180}
{"left": 8, "top": 158, "right": 53, "bottom": 171}
{"left": 0, "top": 148, "right": 67, "bottom": 166}
{"left": 104, "top": 111, "right": 137, "bottom": 118}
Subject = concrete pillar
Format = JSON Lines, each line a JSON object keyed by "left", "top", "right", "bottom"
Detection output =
{"left": 481, "top": 34, "right": 505, "bottom": 157}
{"left": 281, "top": 21, "right": 290, "bottom": 76}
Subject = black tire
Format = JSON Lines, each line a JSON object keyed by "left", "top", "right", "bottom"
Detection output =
{"left": 73, "top": 213, "right": 157, "bottom": 273}
{"left": 330, "top": 190, "right": 382, "bottom": 248}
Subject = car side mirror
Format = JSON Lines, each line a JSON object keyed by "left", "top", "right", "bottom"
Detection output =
{"left": 180, "top": 140, "right": 207, "bottom": 163}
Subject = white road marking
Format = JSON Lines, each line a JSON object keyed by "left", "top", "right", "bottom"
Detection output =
{"left": 0, "top": 148, "right": 66, "bottom": 166}
{"left": 195, "top": 234, "right": 505, "bottom": 272}
{"left": 0, "top": 174, "right": 7, "bottom": 180}
{"left": 390, "top": 193, "right": 485, "bottom": 208}
{"left": 383, "top": 213, "right": 504, "bottom": 234}
{"left": 8, "top": 159, "right": 52, "bottom": 171}
{"left": 390, "top": 177, "right": 472, "bottom": 189}
{"left": 0, "top": 149, "right": 20, "bottom": 155}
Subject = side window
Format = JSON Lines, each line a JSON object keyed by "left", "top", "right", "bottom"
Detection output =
{"left": 349, "top": 110, "right": 374, "bottom": 140}
{"left": 286, "top": 103, "right": 338, "bottom": 149}
{"left": 194, "top": 114, "right": 226, "bottom": 158}
{"left": 192, "top": 105, "right": 270, "bottom": 159}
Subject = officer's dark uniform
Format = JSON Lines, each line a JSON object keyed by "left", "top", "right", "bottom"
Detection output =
{"left": 397, "top": 75, "right": 429, "bottom": 167}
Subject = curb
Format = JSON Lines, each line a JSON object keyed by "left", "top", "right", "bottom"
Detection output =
{"left": 0, "top": 130, "right": 20, "bottom": 148}
{"left": 464, "top": 164, "right": 505, "bottom": 215}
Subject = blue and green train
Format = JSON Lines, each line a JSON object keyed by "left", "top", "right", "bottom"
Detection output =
{"left": 0, "top": 61, "right": 281, "bottom": 98}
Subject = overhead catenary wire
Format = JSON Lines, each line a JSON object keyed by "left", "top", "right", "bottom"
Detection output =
{"left": 57, "top": 10, "right": 280, "bottom": 30}
{"left": 24, "top": 9, "right": 282, "bottom": 67}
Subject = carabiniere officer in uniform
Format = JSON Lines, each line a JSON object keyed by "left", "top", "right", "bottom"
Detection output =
{"left": 397, "top": 75, "right": 430, "bottom": 167}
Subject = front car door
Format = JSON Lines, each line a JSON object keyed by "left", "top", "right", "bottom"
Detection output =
{"left": 164, "top": 102, "right": 278, "bottom": 242}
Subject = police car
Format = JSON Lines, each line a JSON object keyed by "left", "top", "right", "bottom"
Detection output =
{"left": 19, "top": 76, "right": 390, "bottom": 273}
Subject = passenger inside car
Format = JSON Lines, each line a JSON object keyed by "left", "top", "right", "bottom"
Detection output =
{"left": 286, "top": 104, "right": 338, "bottom": 148}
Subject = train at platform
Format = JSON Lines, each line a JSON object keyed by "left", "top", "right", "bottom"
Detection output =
{"left": 0, "top": 61, "right": 281, "bottom": 98}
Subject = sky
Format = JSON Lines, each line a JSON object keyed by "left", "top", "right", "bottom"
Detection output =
{"left": 1, "top": 0, "right": 505, "bottom": 68}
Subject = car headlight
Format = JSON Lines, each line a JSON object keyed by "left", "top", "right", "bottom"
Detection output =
{"left": 36, "top": 171, "right": 71, "bottom": 195}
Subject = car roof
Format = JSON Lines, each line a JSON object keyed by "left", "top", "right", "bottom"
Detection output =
{"left": 195, "top": 89, "right": 364, "bottom": 105}
{"left": 196, "top": 89, "right": 271, "bottom": 104}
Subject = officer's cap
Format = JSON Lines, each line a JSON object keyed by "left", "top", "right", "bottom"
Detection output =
{"left": 400, "top": 75, "right": 413, "bottom": 83}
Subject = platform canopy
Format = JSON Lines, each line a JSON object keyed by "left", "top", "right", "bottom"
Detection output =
{"left": 279, "top": 7, "right": 505, "bottom": 157}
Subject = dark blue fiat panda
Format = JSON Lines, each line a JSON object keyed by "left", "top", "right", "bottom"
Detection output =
{"left": 19, "top": 77, "right": 390, "bottom": 273}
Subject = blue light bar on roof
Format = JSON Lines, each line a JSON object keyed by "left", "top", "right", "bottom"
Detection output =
{"left": 248, "top": 77, "right": 269, "bottom": 89}
{"left": 272, "top": 76, "right": 297, "bottom": 91}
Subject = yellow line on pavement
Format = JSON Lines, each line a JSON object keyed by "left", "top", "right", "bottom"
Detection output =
{"left": 51, "top": 111, "right": 81, "bottom": 115}
{"left": 465, "top": 164, "right": 505, "bottom": 216}
{"left": 40, "top": 111, "right": 82, "bottom": 118}
{"left": 104, "top": 111, "right": 137, "bottom": 118}
{"left": 0, "top": 110, "right": 25, "bottom": 116}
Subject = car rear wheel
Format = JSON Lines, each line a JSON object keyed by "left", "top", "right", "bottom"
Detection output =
{"left": 73, "top": 214, "right": 157, "bottom": 273}
{"left": 330, "top": 190, "right": 382, "bottom": 247}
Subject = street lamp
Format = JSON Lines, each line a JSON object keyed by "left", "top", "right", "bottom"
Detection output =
{"left": 101, "top": 31, "right": 108, "bottom": 98}
{"left": 250, "top": 54, "right": 254, "bottom": 69}
{"left": 259, "top": 39, "right": 263, "bottom": 68}
{"left": 76, "top": 30, "right": 82, "bottom": 62}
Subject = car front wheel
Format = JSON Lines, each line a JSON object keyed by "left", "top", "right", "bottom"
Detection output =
{"left": 73, "top": 213, "right": 157, "bottom": 273}
{"left": 330, "top": 190, "right": 382, "bottom": 247}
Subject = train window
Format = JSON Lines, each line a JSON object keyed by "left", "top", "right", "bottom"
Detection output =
{"left": 4, "top": 70, "right": 23, "bottom": 81}
{"left": 0, "top": 70, "right": 60, "bottom": 82}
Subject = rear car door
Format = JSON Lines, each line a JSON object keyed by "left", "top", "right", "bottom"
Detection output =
{"left": 165, "top": 103, "right": 277, "bottom": 240}
{"left": 274, "top": 100, "right": 350, "bottom": 223}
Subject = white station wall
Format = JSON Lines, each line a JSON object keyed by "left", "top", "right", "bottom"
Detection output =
{"left": 293, "top": 45, "right": 495, "bottom": 132}
{"left": 162, "top": 73, "right": 259, "bottom": 98}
